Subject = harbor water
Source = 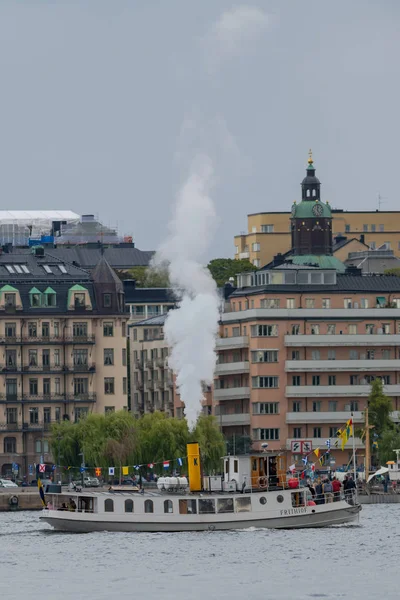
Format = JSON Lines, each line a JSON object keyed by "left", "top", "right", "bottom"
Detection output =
{"left": 0, "top": 505, "right": 394, "bottom": 600}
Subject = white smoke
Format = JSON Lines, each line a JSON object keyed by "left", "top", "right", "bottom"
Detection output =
{"left": 156, "top": 154, "right": 220, "bottom": 429}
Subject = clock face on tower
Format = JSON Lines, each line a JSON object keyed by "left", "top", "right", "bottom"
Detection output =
{"left": 312, "top": 203, "right": 323, "bottom": 217}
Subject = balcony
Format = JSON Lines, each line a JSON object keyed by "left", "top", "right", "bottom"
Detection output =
{"left": 215, "top": 361, "right": 250, "bottom": 376}
{"left": 0, "top": 422, "right": 21, "bottom": 431}
{"left": 65, "top": 335, "right": 95, "bottom": 344}
{"left": 238, "top": 252, "right": 250, "bottom": 259}
{"left": 68, "top": 363, "right": 96, "bottom": 373}
{"left": 213, "top": 387, "right": 251, "bottom": 400}
{"left": 22, "top": 364, "right": 64, "bottom": 374}
{"left": 222, "top": 308, "right": 400, "bottom": 324}
{"left": 285, "top": 334, "right": 400, "bottom": 347}
{"left": 285, "top": 360, "right": 400, "bottom": 372}
{"left": 216, "top": 336, "right": 249, "bottom": 351}
{"left": 286, "top": 437, "right": 365, "bottom": 451}
{"left": 217, "top": 413, "right": 251, "bottom": 426}
{"left": 22, "top": 395, "right": 68, "bottom": 404}
{"left": 286, "top": 384, "right": 400, "bottom": 398}
{"left": 0, "top": 394, "right": 22, "bottom": 404}
{"left": 286, "top": 411, "right": 364, "bottom": 424}
{"left": 0, "top": 335, "right": 96, "bottom": 345}
{"left": 65, "top": 393, "right": 96, "bottom": 403}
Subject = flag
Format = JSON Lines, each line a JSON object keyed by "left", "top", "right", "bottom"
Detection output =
{"left": 314, "top": 448, "right": 320, "bottom": 458}
{"left": 325, "top": 439, "right": 331, "bottom": 450}
{"left": 302, "top": 456, "right": 308, "bottom": 466}
{"left": 95, "top": 467, "right": 102, "bottom": 477}
{"left": 177, "top": 458, "right": 183, "bottom": 467}
{"left": 300, "top": 471, "right": 306, "bottom": 479}
{"left": 163, "top": 461, "right": 170, "bottom": 469}
{"left": 108, "top": 467, "right": 115, "bottom": 476}
{"left": 122, "top": 466, "right": 129, "bottom": 476}
{"left": 346, "top": 418, "right": 353, "bottom": 438}
{"left": 289, "top": 464, "right": 296, "bottom": 473}
{"left": 148, "top": 463, "right": 154, "bottom": 469}
{"left": 134, "top": 465, "right": 140, "bottom": 470}
{"left": 38, "top": 463, "right": 45, "bottom": 473}
{"left": 37, "top": 478, "right": 47, "bottom": 508}
{"left": 311, "top": 464, "right": 315, "bottom": 472}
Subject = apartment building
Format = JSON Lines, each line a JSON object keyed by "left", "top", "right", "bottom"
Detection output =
{"left": 124, "top": 280, "right": 175, "bottom": 323}
{"left": 0, "top": 249, "right": 128, "bottom": 478}
{"left": 217, "top": 153, "right": 400, "bottom": 471}
{"left": 234, "top": 154, "right": 400, "bottom": 267}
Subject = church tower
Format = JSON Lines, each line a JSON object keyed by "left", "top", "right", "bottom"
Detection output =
{"left": 291, "top": 151, "right": 333, "bottom": 256}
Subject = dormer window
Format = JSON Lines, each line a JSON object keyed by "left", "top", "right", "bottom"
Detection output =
{"left": 29, "top": 287, "right": 43, "bottom": 307}
{"left": 44, "top": 287, "right": 57, "bottom": 307}
{"left": 74, "top": 293, "right": 85, "bottom": 308}
{"left": 5, "top": 293, "right": 16, "bottom": 307}
{"left": 103, "top": 293, "right": 112, "bottom": 308}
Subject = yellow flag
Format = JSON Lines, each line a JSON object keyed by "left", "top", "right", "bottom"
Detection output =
{"left": 314, "top": 448, "right": 320, "bottom": 458}
{"left": 122, "top": 466, "right": 129, "bottom": 476}
{"left": 339, "top": 428, "right": 349, "bottom": 451}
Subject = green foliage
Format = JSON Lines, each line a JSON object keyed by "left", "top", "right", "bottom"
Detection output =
{"left": 225, "top": 435, "right": 253, "bottom": 456}
{"left": 207, "top": 258, "right": 258, "bottom": 288}
{"left": 115, "top": 266, "right": 170, "bottom": 288}
{"left": 368, "top": 379, "right": 394, "bottom": 436}
{"left": 191, "top": 415, "right": 226, "bottom": 474}
{"left": 376, "top": 428, "right": 400, "bottom": 465}
{"left": 384, "top": 268, "right": 400, "bottom": 277}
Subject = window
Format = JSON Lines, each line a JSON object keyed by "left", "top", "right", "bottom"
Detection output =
{"left": 35, "top": 440, "right": 42, "bottom": 453}
{"left": 105, "top": 406, "right": 115, "bottom": 414}
{"left": 122, "top": 348, "right": 127, "bottom": 366}
{"left": 29, "top": 407, "right": 39, "bottom": 424}
{"left": 104, "top": 499, "right": 114, "bottom": 513}
{"left": 361, "top": 298, "right": 369, "bottom": 309}
{"left": 55, "top": 378, "right": 61, "bottom": 395}
{"left": 328, "top": 349, "right": 336, "bottom": 360}
{"left": 164, "top": 499, "right": 173, "bottom": 513}
{"left": 235, "top": 497, "right": 251, "bottom": 512}
{"left": 43, "top": 379, "right": 51, "bottom": 396}
{"left": 292, "top": 376, "right": 301, "bottom": 386}
{"left": 286, "top": 298, "right": 295, "bottom": 309}
{"left": 310, "top": 324, "right": 320, "bottom": 335}
{"left": 329, "top": 427, "right": 337, "bottom": 438}
{"left": 327, "top": 324, "right": 336, "bottom": 335}
{"left": 125, "top": 499, "right": 134, "bottom": 513}
{"left": 42, "top": 349, "right": 50, "bottom": 367}
{"left": 382, "top": 323, "right": 390, "bottom": 334}
{"left": 5, "top": 293, "right": 16, "bottom": 307}
{"left": 344, "top": 298, "right": 352, "bottom": 309}
{"left": 252, "top": 376, "right": 279, "bottom": 389}
{"left": 305, "top": 298, "right": 315, "bottom": 309}
{"left": 103, "top": 293, "right": 112, "bottom": 308}
{"left": 104, "top": 349, "right": 114, "bottom": 365}
{"left": 251, "top": 324, "right": 278, "bottom": 337}
{"left": 328, "top": 375, "right": 336, "bottom": 386}
{"left": 253, "top": 402, "right": 279, "bottom": 414}
{"left": 312, "top": 375, "right": 320, "bottom": 386}
{"left": 322, "top": 298, "right": 331, "bottom": 309}
{"left": 74, "top": 407, "right": 89, "bottom": 422}
{"left": 328, "top": 401, "right": 337, "bottom": 412}
{"left": 371, "top": 224, "right": 376, "bottom": 232}
{"left": 123, "top": 377, "right": 127, "bottom": 395}
{"left": 251, "top": 350, "right": 278, "bottom": 363}
{"left": 311, "top": 350, "right": 320, "bottom": 360}
{"left": 29, "top": 379, "right": 38, "bottom": 396}
{"left": 350, "top": 402, "right": 359, "bottom": 411}
{"left": 217, "top": 498, "right": 234, "bottom": 513}
{"left": 350, "top": 375, "right": 358, "bottom": 385}
{"left": 367, "top": 349, "right": 374, "bottom": 360}
{"left": 42, "top": 322, "right": 50, "bottom": 338}
{"left": 235, "top": 245, "right": 239, "bottom": 255}
{"left": 345, "top": 224, "right": 350, "bottom": 233}
{"left": 232, "top": 327, "right": 240, "bottom": 336}
{"left": 54, "top": 349, "right": 60, "bottom": 366}
{"left": 349, "top": 350, "right": 358, "bottom": 360}
{"left": 103, "top": 322, "right": 114, "bottom": 336}
{"left": 179, "top": 499, "right": 197, "bottom": 514}
{"left": 6, "top": 349, "right": 16, "bottom": 367}
{"left": 291, "top": 350, "right": 300, "bottom": 360}
{"left": 145, "top": 500, "right": 154, "bottom": 513}
{"left": 349, "top": 324, "right": 358, "bottom": 335}
{"left": 382, "top": 349, "right": 391, "bottom": 360}
{"left": 366, "top": 324, "right": 374, "bottom": 334}
{"left": 74, "top": 377, "right": 88, "bottom": 395}
{"left": 73, "top": 322, "right": 87, "bottom": 337}
{"left": 363, "top": 224, "right": 368, "bottom": 232}
{"left": 21, "top": 265, "right": 30, "bottom": 273}
{"left": 4, "top": 437, "right": 16, "bottom": 453}
{"left": 313, "top": 427, "right": 322, "bottom": 438}
{"left": 44, "top": 408, "right": 51, "bottom": 423}
{"left": 312, "top": 401, "right": 321, "bottom": 412}
{"left": 293, "top": 427, "right": 302, "bottom": 439}
{"left": 104, "top": 377, "right": 115, "bottom": 394}
{"left": 261, "top": 298, "right": 280, "bottom": 308}
{"left": 74, "top": 293, "right": 85, "bottom": 307}
{"left": 292, "top": 401, "right": 301, "bottom": 413}
{"left": 28, "top": 322, "right": 37, "bottom": 337}
{"left": 261, "top": 224, "right": 274, "bottom": 233}
{"left": 6, "top": 408, "right": 17, "bottom": 424}
{"left": 5, "top": 265, "right": 14, "bottom": 274}
{"left": 254, "top": 428, "right": 280, "bottom": 441}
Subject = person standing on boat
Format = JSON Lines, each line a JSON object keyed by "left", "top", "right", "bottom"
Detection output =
{"left": 332, "top": 477, "right": 341, "bottom": 501}
{"left": 314, "top": 478, "right": 324, "bottom": 505}
{"left": 323, "top": 478, "right": 334, "bottom": 503}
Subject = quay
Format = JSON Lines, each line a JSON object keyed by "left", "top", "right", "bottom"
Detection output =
{"left": 0, "top": 489, "right": 42, "bottom": 511}
{"left": 359, "top": 493, "right": 400, "bottom": 504}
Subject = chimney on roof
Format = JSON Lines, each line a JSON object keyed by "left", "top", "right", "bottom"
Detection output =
{"left": 272, "top": 253, "right": 285, "bottom": 267}
{"left": 334, "top": 235, "right": 347, "bottom": 244}
{"left": 345, "top": 265, "right": 362, "bottom": 276}
{"left": 360, "top": 234, "right": 365, "bottom": 244}
{"left": 81, "top": 214, "right": 95, "bottom": 223}
{"left": 124, "top": 279, "right": 136, "bottom": 290}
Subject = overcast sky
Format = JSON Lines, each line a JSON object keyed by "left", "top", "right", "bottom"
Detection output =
{"left": 1, "top": 1, "right": 399, "bottom": 259}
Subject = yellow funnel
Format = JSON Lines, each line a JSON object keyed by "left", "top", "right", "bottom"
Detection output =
{"left": 187, "top": 442, "right": 201, "bottom": 492}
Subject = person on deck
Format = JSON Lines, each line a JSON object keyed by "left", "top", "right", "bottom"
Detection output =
{"left": 323, "top": 478, "right": 334, "bottom": 503}
{"left": 332, "top": 477, "right": 342, "bottom": 501}
{"left": 314, "top": 479, "right": 324, "bottom": 505}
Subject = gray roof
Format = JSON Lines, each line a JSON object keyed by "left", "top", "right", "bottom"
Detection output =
{"left": 132, "top": 314, "right": 168, "bottom": 327}
{"left": 10, "top": 246, "right": 154, "bottom": 269}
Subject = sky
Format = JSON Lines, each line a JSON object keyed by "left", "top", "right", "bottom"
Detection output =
{"left": 0, "top": 1, "right": 399, "bottom": 259}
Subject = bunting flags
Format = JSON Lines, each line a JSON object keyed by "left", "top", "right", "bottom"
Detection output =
{"left": 148, "top": 463, "right": 154, "bottom": 469}
{"left": 289, "top": 464, "right": 296, "bottom": 472}
{"left": 122, "top": 466, "right": 129, "bottom": 476}
{"left": 302, "top": 456, "right": 308, "bottom": 466}
{"left": 95, "top": 468, "right": 102, "bottom": 477}
{"left": 53, "top": 457, "right": 186, "bottom": 473}
{"left": 163, "top": 461, "right": 170, "bottom": 469}
{"left": 177, "top": 458, "right": 183, "bottom": 467}
{"left": 314, "top": 448, "right": 320, "bottom": 458}
{"left": 108, "top": 467, "right": 115, "bottom": 476}
{"left": 37, "top": 478, "right": 47, "bottom": 508}
{"left": 325, "top": 439, "right": 331, "bottom": 450}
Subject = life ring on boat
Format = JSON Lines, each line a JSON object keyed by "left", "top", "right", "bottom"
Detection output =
{"left": 259, "top": 477, "right": 268, "bottom": 489}
{"left": 9, "top": 495, "right": 19, "bottom": 507}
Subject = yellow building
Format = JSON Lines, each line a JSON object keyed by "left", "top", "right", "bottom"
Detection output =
{"left": 234, "top": 158, "right": 400, "bottom": 268}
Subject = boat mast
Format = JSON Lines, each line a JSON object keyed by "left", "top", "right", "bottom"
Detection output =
{"left": 365, "top": 406, "right": 370, "bottom": 483}
{"left": 351, "top": 411, "right": 356, "bottom": 481}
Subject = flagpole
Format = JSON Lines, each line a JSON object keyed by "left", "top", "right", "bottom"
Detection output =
{"left": 351, "top": 411, "right": 356, "bottom": 481}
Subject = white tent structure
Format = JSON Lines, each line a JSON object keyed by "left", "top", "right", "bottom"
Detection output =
{"left": 367, "top": 466, "right": 389, "bottom": 483}
{"left": 0, "top": 211, "right": 80, "bottom": 246}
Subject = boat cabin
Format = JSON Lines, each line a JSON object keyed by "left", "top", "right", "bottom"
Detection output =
{"left": 223, "top": 452, "right": 287, "bottom": 491}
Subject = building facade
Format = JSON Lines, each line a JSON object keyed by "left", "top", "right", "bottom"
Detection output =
{"left": 0, "top": 250, "right": 128, "bottom": 479}
{"left": 234, "top": 155, "right": 400, "bottom": 267}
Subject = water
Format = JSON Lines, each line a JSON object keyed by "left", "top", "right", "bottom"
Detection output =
{"left": 0, "top": 506, "right": 394, "bottom": 600}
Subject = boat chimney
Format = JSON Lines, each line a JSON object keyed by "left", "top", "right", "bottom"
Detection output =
{"left": 187, "top": 443, "right": 201, "bottom": 492}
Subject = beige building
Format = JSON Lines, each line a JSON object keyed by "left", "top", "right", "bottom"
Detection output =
{"left": 0, "top": 250, "right": 128, "bottom": 479}
{"left": 234, "top": 158, "right": 400, "bottom": 267}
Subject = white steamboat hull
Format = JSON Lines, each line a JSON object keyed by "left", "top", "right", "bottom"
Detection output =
{"left": 40, "top": 503, "right": 361, "bottom": 533}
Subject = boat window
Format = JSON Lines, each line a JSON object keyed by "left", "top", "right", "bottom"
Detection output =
{"left": 291, "top": 492, "right": 305, "bottom": 508}
{"left": 125, "top": 499, "right": 134, "bottom": 513}
{"left": 259, "top": 496, "right": 267, "bottom": 505}
{"left": 217, "top": 498, "right": 234, "bottom": 514}
{"left": 104, "top": 499, "right": 114, "bottom": 512}
{"left": 199, "top": 499, "right": 215, "bottom": 514}
{"left": 179, "top": 499, "right": 197, "bottom": 514}
{"left": 233, "top": 460, "right": 238, "bottom": 472}
{"left": 144, "top": 499, "right": 154, "bottom": 513}
{"left": 277, "top": 495, "right": 284, "bottom": 503}
{"left": 235, "top": 497, "right": 251, "bottom": 513}
{"left": 164, "top": 499, "right": 173, "bottom": 514}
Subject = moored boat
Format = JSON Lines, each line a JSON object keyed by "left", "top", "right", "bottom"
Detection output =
{"left": 40, "top": 444, "right": 361, "bottom": 532}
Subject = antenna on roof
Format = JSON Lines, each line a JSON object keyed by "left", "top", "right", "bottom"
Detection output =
{"left": 377, "top": 193, "right": 387, "bottom": 210}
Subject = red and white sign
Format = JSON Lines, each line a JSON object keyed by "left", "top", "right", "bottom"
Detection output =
{"left": 301, "top": 441, "right": 313, "bottom": 454}
{"left": 291, "top": 441, "right": 301, "bottom": 453}
{"left": 38, "top": 463, "right": 46, "bottom": 473}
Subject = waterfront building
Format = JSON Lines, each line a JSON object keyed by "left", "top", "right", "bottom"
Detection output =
{"left": 218, "top": 155, "right": 400, "bottom": 470}
{"left": 234, "top": 154, "right": 400, "bottom": 267}
{"left": 124, "top": 281, "right": 175, "bottom": 323}
{"left": 0, "top": 248, "right": 128, "bottom": 478}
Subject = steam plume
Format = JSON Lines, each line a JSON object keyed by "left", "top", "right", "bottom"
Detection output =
{"left": 156, "top": 154, "right": 220, "bottom": 429}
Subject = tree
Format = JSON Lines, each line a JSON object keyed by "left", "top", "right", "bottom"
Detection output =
{"left": 207, "top": 258, "right": 258, "bottom": 288}
{"left": 368, "top": 378, "right": 393, "bottom": 436}
{"left": 376, "top": 428, "right": 400, "bottom": 465}
{"left": 384, "top": 268, "right": 400, "bottom": 277}
{"left": 115, "top": 266, "right": 170, "bottom": 288}
{"left": 191, "top": 415, "right": 226, "bottom": 473}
